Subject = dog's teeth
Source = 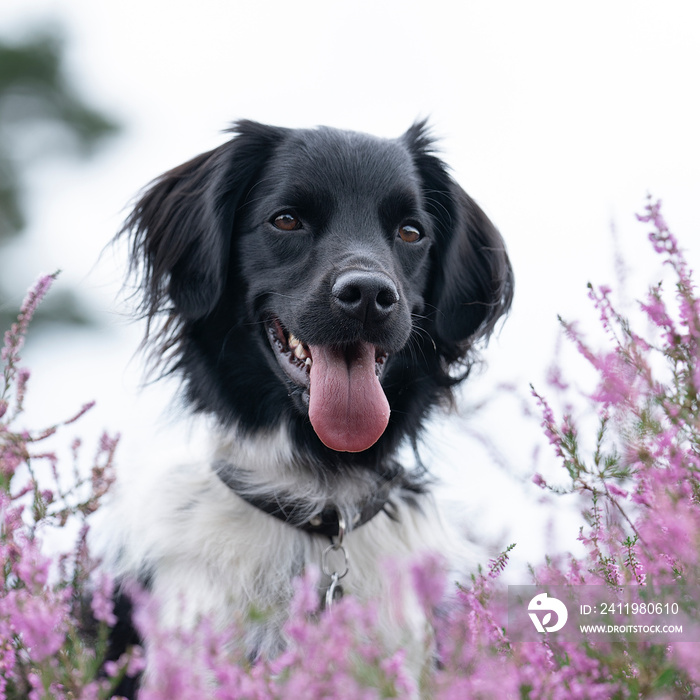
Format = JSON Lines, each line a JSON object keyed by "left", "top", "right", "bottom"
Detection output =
{"left": 288, "top": 333, "right": 311, "bottom": 361}
{"left": 293, "top": 343, "right": 308, "bottom": 361}
{"left": 305, "top": 357, "right": 312, "bottom": 368}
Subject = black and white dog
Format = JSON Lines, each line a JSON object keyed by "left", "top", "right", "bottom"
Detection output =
{"left": 105, "top": 120, "right": 512, "bottom": 689}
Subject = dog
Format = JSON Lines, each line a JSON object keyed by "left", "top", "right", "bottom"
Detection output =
{"left": 104, "top": 119, "right": 513, "bottom": 694}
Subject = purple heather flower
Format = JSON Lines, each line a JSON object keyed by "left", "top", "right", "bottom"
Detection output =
{"left": 606, "top": 483, "right": 628, "bottom": 499}
{"left": 411, "top": 552, "right": 447, "bottom": 609}
{"left": 90, "top": 572, "right": 117, "bottom": 626}
{"left": 532, "top": 473, "right": 547, "bottom": 488}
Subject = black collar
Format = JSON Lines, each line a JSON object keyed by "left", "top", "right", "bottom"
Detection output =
{"left": 213, "top": 462, "right": 395, "bottom": 539}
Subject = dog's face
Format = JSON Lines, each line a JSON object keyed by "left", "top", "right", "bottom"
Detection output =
{"left": 125, "top": 121, "right": 512, "bottom": 467}
{"left": 235, "top": 129, "right": 433, "bottom": 452}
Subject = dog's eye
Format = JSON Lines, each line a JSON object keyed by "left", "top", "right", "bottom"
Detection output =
{"left": 398, "top": 224, "right": 422, "bottom": 243}
{"left": 273, "top": 212, "right": 302, "bottom": 231}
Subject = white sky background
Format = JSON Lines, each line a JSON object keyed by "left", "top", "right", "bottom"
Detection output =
{"left": 3, "top": 0, "right": 700, "bottom": 575}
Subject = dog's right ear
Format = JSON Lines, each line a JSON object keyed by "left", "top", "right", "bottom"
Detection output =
{"left": 402, "top": 120, "right": 513, "bottom": 365}
{"left": 123, "top": 120, "right": 286, "bottom": 321}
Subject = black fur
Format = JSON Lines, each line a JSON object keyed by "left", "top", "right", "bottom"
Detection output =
{"left": 123, "top": 119, "right": 512, "bottom": 471}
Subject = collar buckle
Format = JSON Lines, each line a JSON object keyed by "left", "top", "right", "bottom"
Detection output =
{"left": 214, "top": 461, "right": 393, "bottom": 538}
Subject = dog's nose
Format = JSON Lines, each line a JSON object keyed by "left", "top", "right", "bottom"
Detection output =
{"left": 331, "top": 270, "right": 399, "bottom": 325}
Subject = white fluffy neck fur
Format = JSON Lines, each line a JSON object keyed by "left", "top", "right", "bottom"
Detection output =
{"left": 103, "top": 421, "right": 448, "bottom": 673}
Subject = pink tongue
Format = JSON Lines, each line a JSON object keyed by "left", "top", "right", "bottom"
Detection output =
{"left": 308, "top": 342, "right": 390, "bottom": 452}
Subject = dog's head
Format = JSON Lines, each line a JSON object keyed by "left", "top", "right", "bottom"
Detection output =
{"left": 124, "top": 120, "right": 512, "bottom": 463}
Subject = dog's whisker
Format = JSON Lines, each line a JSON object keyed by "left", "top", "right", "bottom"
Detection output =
{"left": 422, "top": 190, "right": 455, "bottom": 227}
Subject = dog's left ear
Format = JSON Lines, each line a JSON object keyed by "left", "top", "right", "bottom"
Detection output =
{"left": 124, "top": 120, "right": 287, "bottom": 322}
{"left": 403, "top": 123, "right": 514, "bottom": 349}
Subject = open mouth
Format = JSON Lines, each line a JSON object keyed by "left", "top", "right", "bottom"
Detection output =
{"left": 265, "top": 318, "right": 390, "bottom": 453}
{"left": 266, "top": 318, "right": 314, "bottom": 388}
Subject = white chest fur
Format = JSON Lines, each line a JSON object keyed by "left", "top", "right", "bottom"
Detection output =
{"left": 102, "top": 426, "right": 450, "bottom": 675}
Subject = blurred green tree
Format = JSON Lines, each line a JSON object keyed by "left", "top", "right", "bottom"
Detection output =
{"left": 0, "top": 26, "right": 119, "bottom": 328}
